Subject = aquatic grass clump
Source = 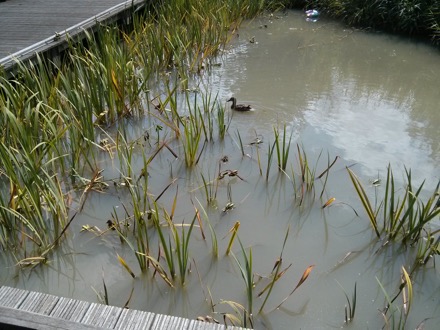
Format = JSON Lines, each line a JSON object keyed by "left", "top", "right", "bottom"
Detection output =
{"left": 0, "top": 142, "right": 69, "bottom": 259}
{"left": 60, "top": 26, "right": 140, "bottom": 126}
{"left": 377, "top": 266, "right": 414, "bottom": 329}
{"left": 181, "top": 105, "right": 205, "bottom": 167}
{"left": 139, "top": 0, "right": 266, "bottom": 81}
{"left": 226, "top": 229, "right": 314, "bottom": 327}
{"left": 141, "top": 201, "right": 198, "bottom": 286}
{"left": 262, "top": 124, "right": 294, "bottom": 178}
{"left": 274, "top": 124, "right": 293, "bottom": 172}
{"left": 348, "top": 166, "right": 440, "bottom": 240}
{"left": 337, "top": 281, "right": 357, "bottom": 324}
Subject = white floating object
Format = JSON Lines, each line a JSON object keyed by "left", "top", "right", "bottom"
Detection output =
{"left": 305, "top": 9, "right": 319, "bottom": 18}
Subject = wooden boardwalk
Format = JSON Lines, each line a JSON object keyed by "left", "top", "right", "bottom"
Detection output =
{"left": 0, "top": 0, "right": 145, "bottom": 71}
{"left": 0, "top": 286, "right": 247, "bottom": 330}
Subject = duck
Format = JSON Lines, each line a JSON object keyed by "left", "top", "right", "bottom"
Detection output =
{"left": 227, "top": 97, "right": 252, "bottom": 111}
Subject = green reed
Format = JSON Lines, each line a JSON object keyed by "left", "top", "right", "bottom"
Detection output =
{"left": 376, "top": 266, "right": 413, "bottom": 329}
{"left": 258, "top": 227, "right": 290, "bottom": 313}
{"left": 172, "top": 213, "right": 197, "bottom": 285}
{"left": 200, "top": 172, "right": 219, "bottom": 206}
{"left": 348, "top": 165, "right": 440, "bottom": 245}
{"left": 274, "top": 124, "right": 292, "bottom": 172}
{"left": 182, "top": 107, "right": 204, "bottom": 167}
{"left": 145, "top": 201, "right": 198, "bottom": 285}
{"left": 414, "top": 233, "right": 439, "bottom": 267}
{"left": 194, "top": 197, "right": 218, "bottom": 257}
{"left": 236, "top": 130, "right": 246, "bottom": 157}
{"left": 266, "top": 138, "right": 276, "bottom": 181}
{"left": 128, "top": 182, "right": 152, "bottom": 272}
{"left": 338, "top": 281, "right": 357, "bottom": 324}
{"left": 231, "top": 237, "right": 254, "bottom": 327}
{"left": 216, "top": 100, "right": 229, "bottom": 139}
{"left": 0, "top": 142, "right": 68, "bottom": 258}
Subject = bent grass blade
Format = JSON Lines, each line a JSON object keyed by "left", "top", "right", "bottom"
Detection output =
{"left": 347, "top": 167, "right": 381, "bottom": 238}
{"left": 273, "top": 264, "right": 315, "bottom": 311}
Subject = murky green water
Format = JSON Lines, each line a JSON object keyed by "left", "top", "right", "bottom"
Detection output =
{"left": 2, "top": 10, "right": 439, "bottom": 329}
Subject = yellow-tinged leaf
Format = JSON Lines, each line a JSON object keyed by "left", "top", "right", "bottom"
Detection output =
{"left": 322, "top": 197, "right": 336, "bottom": 209}
{"left": 295, "top": 264, "right": 315, "bottom": 291}
{"left": 117, "top": 254, "right": 135, "bottom": 278}
{"left": 16, "top": 257, "right": 47, "bottom": 267}
{"left": 401, "top": 266, "right": 412, "bottom": 316}
{"left": 193, "top": 206, "right": 206, "bottom": 240}
{"left": 274, "top": 264, "right": 315, "bottom": 310}
{"left": 225, "top": 221, "right": 240, "bottom": 255}
{"left": 111, "top": 69, "right": 122, "bottom": 98}
{"left": 257, "top": 264, "right": 292, "bottom": 297}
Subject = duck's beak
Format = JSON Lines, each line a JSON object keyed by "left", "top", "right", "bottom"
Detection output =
{"left": 226, "top": 98, "right": 232, "bottom": 102}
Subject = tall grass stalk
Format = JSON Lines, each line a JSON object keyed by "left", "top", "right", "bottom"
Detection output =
{"left": 0, "top": 140, "right": 68, "bottom": 257}
{"left": 258, "top": 227, "right": 290, "bottom": 313}
{"left": 172, "top": 214, "right": 197, "bottom": 285}
{"left": 236, "top": 130, "right": 245, "bottom": 157}
{"left": 200, "top": 172, "right": 218, "bottom": 205}
{"left": 376, "top": 267, "right": 413, "bottom": 330}
{"left": 337, "top": 281, "right": 357, "bottom": 324}
{"left": 195, "top": 198, "right": 218, "bottom": 258}
{"left": 231, "top": 237, "right": 254, "bottom": 327}
{"left": 182, "top": 111, "right": 204, "bottom": 167}
{"left": 274, "top": 124, "right": 292, "bottom": 171}
{"left": 266, "top": 140, "right": 276, "bottom": 181}
{"left": 225, "top": 221, "right": 240, "bottom": 256}
{"left": 347, "top": 167, "right": 380, "bottom": 238}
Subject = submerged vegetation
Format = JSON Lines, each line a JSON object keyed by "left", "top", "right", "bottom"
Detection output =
{"left": 0, "top": 0, "right": 439, "bottom": 328}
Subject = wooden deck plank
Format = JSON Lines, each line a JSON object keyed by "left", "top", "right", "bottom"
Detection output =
{"left": 53, "top": 298, "right": 91, "bottom": 322}
{"left": 188, "top": 320, "right": 227, "bottom": 330}
{"left": 81, "top": 303, "right": 123, "bottom": 328}
{"left": 151, "top": 313, "right": 189, "bottom": 330}
{"left": 114, "top": 308, "right": 155, "bottom": 330}
{"left": 0, "top": 0, "right": 146, "bottom": 72}
{"left": 0, "top": 286, "right": 29, "bottom": 308}
{"left": 0, "top": 0, "right": 130, "bottom": 57}
{"left": 0, "top": 305, "right": 105, "bottom": 330}
{"left": 0, "top": 286, "right": 250, "bottom": 330}
{"left": 98, "top": 305, "right": 123, "bottom": 328}
{"left": 19, "top": 291, "right": 59, "bottom": 315}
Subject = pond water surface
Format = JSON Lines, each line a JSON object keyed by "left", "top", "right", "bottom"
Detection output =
{"left": 1, "top": 10, "right": 439, "bottom": 330}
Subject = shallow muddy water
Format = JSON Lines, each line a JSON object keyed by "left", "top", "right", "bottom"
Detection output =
{"left": 2, "top": 10, "right": 440, "bottom": 329}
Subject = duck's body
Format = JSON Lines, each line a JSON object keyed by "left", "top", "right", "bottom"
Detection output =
{"left": 227, "top": 97, "right": 252, "bottom": 111}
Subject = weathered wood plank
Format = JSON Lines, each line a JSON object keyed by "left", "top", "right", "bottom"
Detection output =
{"left": 81, "top": 303, "right": 123, "bottom": 328}
{"left": 114, "top": 308, "right": 155, "bottom": 330}
{"left": 151, "top": 313, "right": 191, "bottom": 330}
{"left": 0, "top": 286, "right": 251, "bottom": 329}
{"left": 188, "top": 320, "right": 228, "bottom": 330}
{"left": 0, "top": 0, "right": 146, "bottom": 72}
{"left": 50, "top": 296, "right": 88, "bottom": 319}
{"left": 19, "top": 291, "right": 59, "bottom": 315}
{"left": 0, "top": 286, "right": 29, "bottom": 308}
{"left": 0, "top": 0, "right": 130, "bottom": 57}
{"left": 0, "top": 305, "right": 104, "bottom": 330}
